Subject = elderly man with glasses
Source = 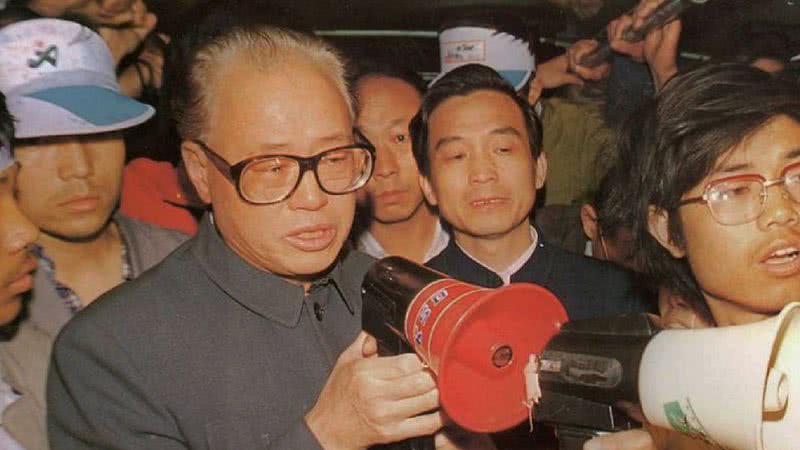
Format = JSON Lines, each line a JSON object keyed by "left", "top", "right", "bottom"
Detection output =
{"left": 47, "top": 24, "right": 473, "bottom": 450}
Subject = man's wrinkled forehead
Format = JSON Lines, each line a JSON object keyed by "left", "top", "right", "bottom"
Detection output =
{"left": 433, "top": 126, "right": 523, "bottom": 153}
{"left": 428, "top": 89, "right": 526, "bottom": 141}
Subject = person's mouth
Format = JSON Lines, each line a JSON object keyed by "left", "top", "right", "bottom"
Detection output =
{"left": 285, "top": 225, "right": 336, "bottom": 252}
{"left": 470, "top": 196, "right": 508, "bottom": 208}
{"left": 376, "top": 190, "right": 406, "bottom": 204}
{"left": 759, "top": 241, "right": 800, "bottom": 276}
{"left": 59, "top": 195, "right": 101, "bottom": 212}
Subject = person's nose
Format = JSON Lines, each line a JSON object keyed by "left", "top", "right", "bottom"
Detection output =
{"left": 372, "top": 143, "right": 399, "bottom": 179}
{"left": 56, "top": 142, "right": 93, "bottom": 180}
{"left": 287, "top": 169, "right": 328, "bottom": 211}
{"left": 2, "top": 205, "right": 38, "bottom": 254}
{"left": 757, "top": 185, "right": 800, "bottom": 231}
{"left": 467, "top": 150, "right": 498, "bottom": 185}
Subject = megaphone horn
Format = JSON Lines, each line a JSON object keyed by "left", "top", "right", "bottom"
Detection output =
{"left": 361, "top": 256, "right": 569, "bottom": 432}
{"left": 638, "top": 303, "right": 800, "bottom": 450}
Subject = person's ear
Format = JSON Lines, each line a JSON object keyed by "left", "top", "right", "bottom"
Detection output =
{"left": 534, "top": 152, "right": 547, "bottom": 190}
{"left": 580, "top": 204, "right": 600, "bottom": 241}
{"left": 181, "top": 140, "right": 212, "bottom": 204}
{"left": 419, "top": 174, "right": 438, "bottom": 207}
{"left": 647, "top": 206, "right": 685, "bottom": 258}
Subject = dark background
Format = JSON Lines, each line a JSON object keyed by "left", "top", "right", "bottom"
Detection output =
{"left": 147, "top": 0, "right": 800, "bottom": 71}
{"left": 126, "top": 0, "right": 800, "bottom": 164}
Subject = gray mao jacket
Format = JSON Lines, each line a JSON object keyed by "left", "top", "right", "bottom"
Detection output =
{"left": 48, "top": 215, "right": 375, "bottom": 450}
{"left": 0, "top": 214, "right": 187, "bottom": 450}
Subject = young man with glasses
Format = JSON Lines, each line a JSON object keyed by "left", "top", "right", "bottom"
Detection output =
{"left": 48, "top": 24, "right": 471, "bottom": 450}
{"left": 591, "top": 63, "right": 800, "bottom": 450}
{"left": 630, "top": 62, "right": 800, "bottom": 329}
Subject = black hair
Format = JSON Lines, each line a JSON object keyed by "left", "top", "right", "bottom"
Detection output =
{"left": 615, "top": 63, "right": 800, "bottom": 324}
{"left": 349, "top": 58, "right": 426, "bottom": 115}
{"left": 727, "top": 27, "right": 792, "bottom": 68}
{"left": 0, "top": 5, "right": 40, "bottom": 28}
{"left": 350, "top": 59, "right": 426, "bottom": 96}
{"left": 410, "top": 63, "right": 543, "bottom": 178}
{"left": 0, "top": 92, "right": 14, "bottom": 154}
{"left": 590, "top": 168, "right": 631, "bottom": 239}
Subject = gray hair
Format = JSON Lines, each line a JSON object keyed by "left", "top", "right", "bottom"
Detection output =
{"left": 173, "top": 25, "right": 351, "bottom": 141}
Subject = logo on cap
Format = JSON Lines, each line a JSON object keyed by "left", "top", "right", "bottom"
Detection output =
{"left": 28, "top": 44, "right": 58, "bottom": 68}
{"left": 444, "top": 40, "right": 486, "bottom": 64}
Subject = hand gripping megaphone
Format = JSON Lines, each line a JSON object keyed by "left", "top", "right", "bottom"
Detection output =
{"left": 361, "top": 256, "right": 800, "bottom": 450}
{"left": 361, "top": 256, "right": 570, "bottom": 432}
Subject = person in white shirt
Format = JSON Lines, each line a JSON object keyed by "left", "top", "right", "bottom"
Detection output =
{"left": 351, "top": 61, "right": 449, "bottom": 263}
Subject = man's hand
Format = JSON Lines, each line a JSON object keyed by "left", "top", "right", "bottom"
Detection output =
{"left": 608, "top": 0, "right": 681, "bottom": 92}
{"left": 117, "top": 33, "right": 169, "bottom": 98}
{"left": 607, "top": 14, "right": 645, "bottom": 63}
{"left": 584, "top": 429, "right": 657, "bottom": 450}
{"left": 29, "top": 0, "right": 149, "bottom": 26}
{"left": 98, "top": 1, "right": 157, "bottom": 66}
{"left": 306, "top": 332, "right": 444, "bottom": 450}
{"left": 92, "top": 0, "right": 150, "bottom": 26}
{"left": 528, "top": 39, "right": 610, "bottom": 104}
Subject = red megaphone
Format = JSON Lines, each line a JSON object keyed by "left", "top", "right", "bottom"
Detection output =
{"left": 362, "top": 256, "right": 569, "bottom": 432}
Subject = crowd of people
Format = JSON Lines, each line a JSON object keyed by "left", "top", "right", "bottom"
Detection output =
{"left": 0, "top": 0, "right": 798, "bottom": 449}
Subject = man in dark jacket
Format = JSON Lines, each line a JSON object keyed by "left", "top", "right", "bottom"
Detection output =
{"left": 410, "top": 62, "right": 651, "bottom": 450}
{"left": 412, "top": 64, "right": 647, "bottom": 320}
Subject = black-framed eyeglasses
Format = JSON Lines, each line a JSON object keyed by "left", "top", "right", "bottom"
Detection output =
{"left": 678, "top": 161, "right": 800, "bottom": 225}
{"left": 193, "top": 132, "right": 375, "bottom": 205}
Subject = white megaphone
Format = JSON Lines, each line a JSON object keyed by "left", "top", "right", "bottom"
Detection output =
{"left": 527, "top": 302, "right": 800, "bottom": 450}
{"left": 638, "top": 302, "right": 800, "bottom": 450}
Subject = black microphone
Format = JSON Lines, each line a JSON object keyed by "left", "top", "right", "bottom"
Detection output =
{"left": 578, "top": 0, "right": 708, "bottom": 68}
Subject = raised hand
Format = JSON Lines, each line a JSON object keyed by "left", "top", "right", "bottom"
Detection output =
{"left": 528, "top": 39, "right": 610, "bottom": 105}
{"left": 97, "top": 1, "right": 157, "bottom": 66}
{"left": 608, "top": 0, "right": 682, "bottom": 92}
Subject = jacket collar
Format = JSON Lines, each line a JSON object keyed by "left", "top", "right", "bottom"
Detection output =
{"left": 431, "top": 226, "right": 554, "bottom": 288}
{"left": 190, "top": 215, "right": 356, "bottom": 327}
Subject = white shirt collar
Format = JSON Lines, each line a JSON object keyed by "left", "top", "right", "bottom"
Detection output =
{"left": 584, "top": 239, "right": 593, "bottom": 257}
{"left": 356, "top": 220, "right": 450, "bottom": 263}
{"left": 456, "top": 226, "right": 539, "bottom": 285}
